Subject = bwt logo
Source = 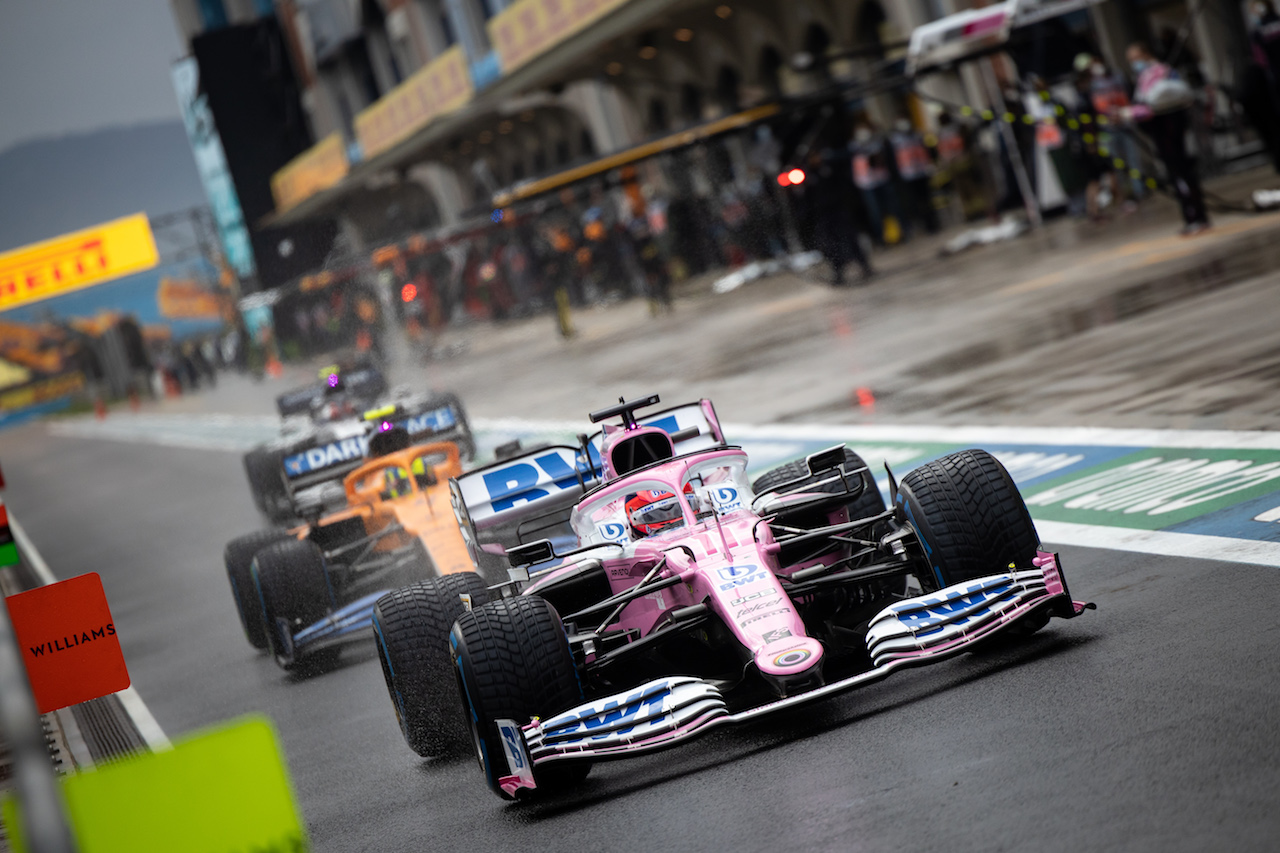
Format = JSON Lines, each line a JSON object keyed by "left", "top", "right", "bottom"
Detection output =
{"left": 711, "top": 486, "right": 742, "bottom": 511}
{"left": 500, "top": 725, "right": 525, "bottom": 769}
{"left": 480, "top": 448, "right": 601, "bottom": 513}
{"left": 599, "top": 522, "right": 629, "bottom": 542}
{"left": 284, "top": 437, "right": 368, "bottom": 477}
{"left": 718, "top": 564, "right": 757, "bottom": 580}
{"left": 896, "top": 581, "right": 1010, "bottom": 637}
{"left": 719, "top": 571, "right": 767, "bottom": 591}
{"left": 557, "top": 687, "right": 668, "bottom": 738}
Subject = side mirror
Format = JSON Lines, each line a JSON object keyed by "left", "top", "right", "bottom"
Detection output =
{"left": 806, "top": 445, "right": 847, "bottom": 476}
{"left": 506, "top": 539, "right": 556, "bottom": 567}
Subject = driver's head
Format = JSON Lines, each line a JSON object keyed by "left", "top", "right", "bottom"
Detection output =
{"left": 383, "top": 466, "right": 412, "bottom": 499}
{"left": 626, "top": 489, "right": 684, "bottom": 536}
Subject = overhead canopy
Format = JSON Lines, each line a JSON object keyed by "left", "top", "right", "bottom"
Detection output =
{"left": 264, "top": 0, "right": 688, "bottom": 228}
{"left": 492, "top": 104, "right": 781, "bottom": 208}
{"left": 906, "top": 0, "right": 1103, "bottom": 75}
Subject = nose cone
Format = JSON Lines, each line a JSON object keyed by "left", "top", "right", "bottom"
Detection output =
{"left": 755, "top": 636, "right": 824, "bottom": 679}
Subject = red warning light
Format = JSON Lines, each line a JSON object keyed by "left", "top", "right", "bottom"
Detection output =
{"left": 787, "top": 168, "right": 806, "bottom": 186}
{"left": 777, "top": 171, "right": 791, "bottom": 187}
{"left": 400, "top": 283, "right": 418, "bottom": 302}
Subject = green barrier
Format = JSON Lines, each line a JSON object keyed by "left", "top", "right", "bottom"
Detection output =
{"left": 3, "top": 715, "right": 308, "bottom": 853}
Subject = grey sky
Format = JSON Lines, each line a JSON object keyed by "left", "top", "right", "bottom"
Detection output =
{"left": 0, "top": 0, "right": 186, "bottom": 155}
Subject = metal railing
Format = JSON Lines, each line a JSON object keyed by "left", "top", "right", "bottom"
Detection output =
{"left": 1, "top": 508, "right": 78, "bottom": 852}
{"left": 0, "top": 589, "right": 76, "bottom": 852}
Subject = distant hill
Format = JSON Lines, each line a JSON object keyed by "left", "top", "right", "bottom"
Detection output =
{"left": 0, "top": 121, "right": 207, "bottom": 253}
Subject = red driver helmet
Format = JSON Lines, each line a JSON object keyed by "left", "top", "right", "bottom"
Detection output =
{"left": 625, "top": 489, "right": 685, "bottom": 537}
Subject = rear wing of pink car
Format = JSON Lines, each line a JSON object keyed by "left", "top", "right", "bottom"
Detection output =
{"left": 450, "top": 400, "right": 727, "bottom": 577}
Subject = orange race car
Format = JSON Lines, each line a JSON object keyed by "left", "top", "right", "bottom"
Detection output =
{"left": 223, "top": 423, "right": 489, "bottom": 671}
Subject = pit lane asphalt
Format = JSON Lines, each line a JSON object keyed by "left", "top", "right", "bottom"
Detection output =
{"left": 3, "top": 419, "right": 1279, "bottom": 852}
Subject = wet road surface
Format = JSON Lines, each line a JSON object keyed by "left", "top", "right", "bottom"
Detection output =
{"left": 3, "top": 419, "right": 1279, "bottom": 852}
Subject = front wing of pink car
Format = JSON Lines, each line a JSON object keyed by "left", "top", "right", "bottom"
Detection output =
{"left": 494, "top": 551, "right": 1092, "bottom": 798}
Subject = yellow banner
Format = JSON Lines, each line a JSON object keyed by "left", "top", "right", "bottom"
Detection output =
{"left": 0, "top": 372, "right": 85, "bottom": 412}
{"left": 356, "top": 46, "right": 473, "bottom": 161}
{"left": 0, "top": 214, "right": 159, "bottom": 313}
{"left": 489, "top": 0, "right": 629, "bottom": 74}
{"left": 271, "top": 133, "right": 350, "bottom": 212}
{"left": 0, "top": 357, "right": 31, "bottom": 390}
{"left": 2, "top": 716, "right": 309, "bottom": 853}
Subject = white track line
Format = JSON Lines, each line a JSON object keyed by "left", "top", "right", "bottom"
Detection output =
{"left": 114, "top": 686, "right": 171, "bottom": 751}
{"left": 42, "top": 414, "right": 1280, "bottom": 566}
{"left": 10, "top": 514, "right": 171, "bottom": 750}
{"left": 9, "top": 516, "right": 56, "bottom": 587}
{"left": 474, "top": 417, "right": 1280, "bottom": 451}
{"left": 51, "top": 413, "right": 1280, "bottom": 451}
{"left": 1036, "top": 521, "right": 1280, "bottom": 569}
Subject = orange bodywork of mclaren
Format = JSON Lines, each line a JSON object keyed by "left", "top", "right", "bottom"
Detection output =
{"left": 292, "top": 441, "right": 474, "bottom": 576}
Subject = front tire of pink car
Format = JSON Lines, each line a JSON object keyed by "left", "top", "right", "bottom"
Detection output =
{"left": 451, "top": 595, "right": 591, "bottom": 799}
{"left": 896, "top": 449, "right": 1040, "bottom": 586}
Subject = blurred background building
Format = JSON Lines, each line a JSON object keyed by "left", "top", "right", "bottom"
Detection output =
{"left": 162, "top": 0, "right": 1261, "bottom": 354}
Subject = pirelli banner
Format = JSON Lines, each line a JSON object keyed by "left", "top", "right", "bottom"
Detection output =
{"left": 0, "top": 213, "right": 160, "bottom": 313}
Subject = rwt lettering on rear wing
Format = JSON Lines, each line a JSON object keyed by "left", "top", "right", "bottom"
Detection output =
{"left": 452, "top": 444, "right": 602, "bottom": 574}
{"left": 457, "top": 445, "right": 602, "bottom": 523}
{"left": 586, "top": 400, "right": 726, "bottom": 459}
{"left": 451, "top": 400, "right": 726, "bottom": 572}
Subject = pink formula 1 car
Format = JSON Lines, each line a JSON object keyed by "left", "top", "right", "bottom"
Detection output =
{"left": 371, "top": 395, "right": 1092, "bottom": 800}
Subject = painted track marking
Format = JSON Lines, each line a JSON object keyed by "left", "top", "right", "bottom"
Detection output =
{"left": 43, "top": 414, "right": 1280, "bottom": 567}
{"left": 10, "top": 514, "right": 171, "bottom": 750}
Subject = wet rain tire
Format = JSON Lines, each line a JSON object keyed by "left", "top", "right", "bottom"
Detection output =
{"left": 224, "top": 529, "right": 294, "bottom": 650}
{"left": 252, "top": 539, "right": 335, "bottom": 669}
{"left": 752, "top": 448, "right": 885, "bottom": 520}
{"left": 896, "top": 449, "right": 1039, "bottom": 588}
{"left": 451, "top": 596, "right": 589, "bottom": 799}
{"left": 373, "top": 573, "right": 491, "bottom": 757}
{"left": 244, "top": 448, "right": 292, "bottom": 523}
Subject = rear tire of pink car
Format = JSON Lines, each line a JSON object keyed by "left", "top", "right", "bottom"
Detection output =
{"left": 752, "top": 448, "right": 885, "bottom": 519}
{"left": 373, "top": 572, "right": 490, "bottom": 757}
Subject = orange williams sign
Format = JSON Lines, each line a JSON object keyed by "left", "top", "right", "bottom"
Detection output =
{"left": 5, "top": 572, "right": 131, "bottom": 713}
